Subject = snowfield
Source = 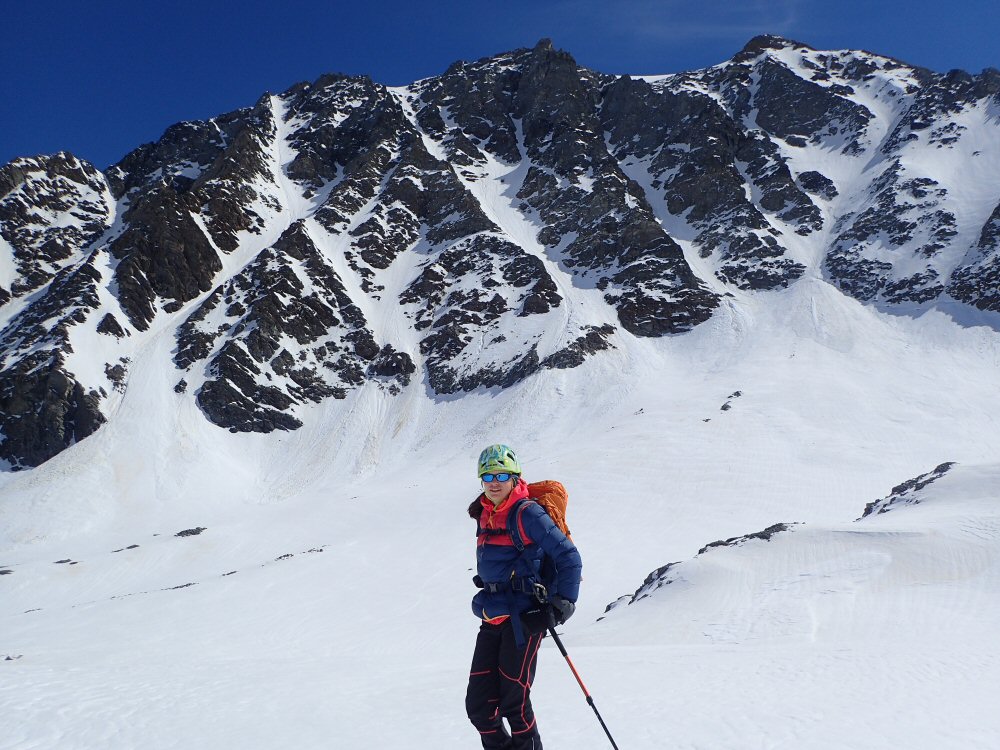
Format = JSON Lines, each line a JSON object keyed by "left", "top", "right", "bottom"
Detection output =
{"left": 2, "top": 278, "right": 1000, "bottom": 749}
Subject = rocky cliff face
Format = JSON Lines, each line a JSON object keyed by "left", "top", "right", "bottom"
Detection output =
{"left": 2, "top": 36, "right": 999, "bottom": 468}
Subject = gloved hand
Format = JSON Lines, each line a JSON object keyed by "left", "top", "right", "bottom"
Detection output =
{"left": 473, "top": 575, "right": 484, "bottom": 588}
{"left": 548, "top": 595, "right": 575, "bottom": 626}
{"left": 520, "top": 605, "right": 550, "bottom": 635}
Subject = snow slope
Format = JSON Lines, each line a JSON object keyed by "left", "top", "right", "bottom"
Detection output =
{"left": 2, "top": 277, "right": 1000, "bottom": 748}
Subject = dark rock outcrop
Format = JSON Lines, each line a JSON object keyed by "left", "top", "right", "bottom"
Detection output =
{"left": 4, "top": 37, "right": 1000, "bottom": 468}
{"left": 948, "top": 202, "right": 1000, "bottom": 312}
{"left": 0, "top": 153, "right": 112, "bottom": 299}
{"left": 612, "top": 520, "right": 798, "bottom": 609}
{"left": 177, "top": 221, "right": 398, "bottom": 432}
{"left": 0, "top": 254, "right": 108, "bottom": 468}
{"left": 859, "top": 462, "right": 956, "bottom": 518}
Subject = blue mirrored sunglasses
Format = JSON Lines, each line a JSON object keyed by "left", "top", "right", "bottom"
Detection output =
{"left": 481, "top": 473, "right": 514, "bottom": 483}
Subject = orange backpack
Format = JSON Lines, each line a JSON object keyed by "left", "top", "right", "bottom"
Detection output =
{"left": 467, "top": 479, "right": 573, "bottom": 545}
{"left": 527, "top": 480, "right": 572, "bottom": 542}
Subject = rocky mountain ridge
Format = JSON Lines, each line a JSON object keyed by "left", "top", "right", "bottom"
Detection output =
{"left": 2, "top": 36, "right": 999, "bottom": 468}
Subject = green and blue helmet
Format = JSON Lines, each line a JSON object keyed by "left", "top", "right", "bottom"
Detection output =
{"left": 477, "top": 444, "right": 522, "bottom": 478}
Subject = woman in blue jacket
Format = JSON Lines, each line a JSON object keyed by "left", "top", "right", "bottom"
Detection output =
{"left": 465, "top": 444, "right": 582, "bottom": 750}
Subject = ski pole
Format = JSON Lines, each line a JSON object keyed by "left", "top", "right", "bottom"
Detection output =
{"left": 547, "top": 626, "right": 620, "bottom": 750}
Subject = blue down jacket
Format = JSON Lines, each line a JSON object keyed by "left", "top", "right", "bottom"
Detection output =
{"left": 471, "top": 485, "right": 583, "bottom": 621}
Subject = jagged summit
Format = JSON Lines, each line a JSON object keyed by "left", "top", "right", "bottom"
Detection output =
{"left": 2, "top": 38, "right": 1000, "bottom": 469}
{"left": 735, "top": 34, "right": 813, "bottom": 60}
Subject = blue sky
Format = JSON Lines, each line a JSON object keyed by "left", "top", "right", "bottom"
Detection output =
{"left": 3, "top": 0, "right": 998, "bottom": 170}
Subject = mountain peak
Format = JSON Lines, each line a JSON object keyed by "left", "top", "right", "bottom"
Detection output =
{"left": 3, "top": 38, "right": 1000, "bottom": 468}
{"left": 734, "top": 34, "right": 812, "bottom": 62}
{"left": 523, "top": 37, "right": 577, "bottom": 69}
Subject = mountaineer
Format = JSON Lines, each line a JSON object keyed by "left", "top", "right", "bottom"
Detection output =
{"left": 465, "top": 443, "right": 582, "bottom": 750}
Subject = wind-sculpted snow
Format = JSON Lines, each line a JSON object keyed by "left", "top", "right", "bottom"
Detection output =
{"left": 6, "top": 447, "right": 998, "bottom": 746}
{"left": 3, "top": 35, "right": 1000, "bottom": 466}
{"left": 607, "top": 523, "right": 799, "bottom": 611}
{"left": 2, "top": 255, "right": 1000, "bottom": 747}
{"left": 601, "top": 462, "right": 1000, "bottom": 657}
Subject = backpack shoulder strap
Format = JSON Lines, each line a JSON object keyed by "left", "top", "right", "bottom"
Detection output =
{"left": 506, "top": 498, "right": 538, "bottom": 552}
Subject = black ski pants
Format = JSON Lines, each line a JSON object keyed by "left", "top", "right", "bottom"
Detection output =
{"left": 466, "top": 620, "right": 544, "bottom": 750}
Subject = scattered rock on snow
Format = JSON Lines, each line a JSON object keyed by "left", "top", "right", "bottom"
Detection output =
{"left": 628, "top": 561, "right": 683, "bottom": 604}
{"left": 859, "top": 461, "right": 956, "bottom": 518}
{"left": 599, "top": 595, "right": 631, "bottom": 619}
{"left": 609, "top": 522, "right": 799, "bottom": 611}
{"left": 697, "top": 523, "right": 796, "bottom": 554}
